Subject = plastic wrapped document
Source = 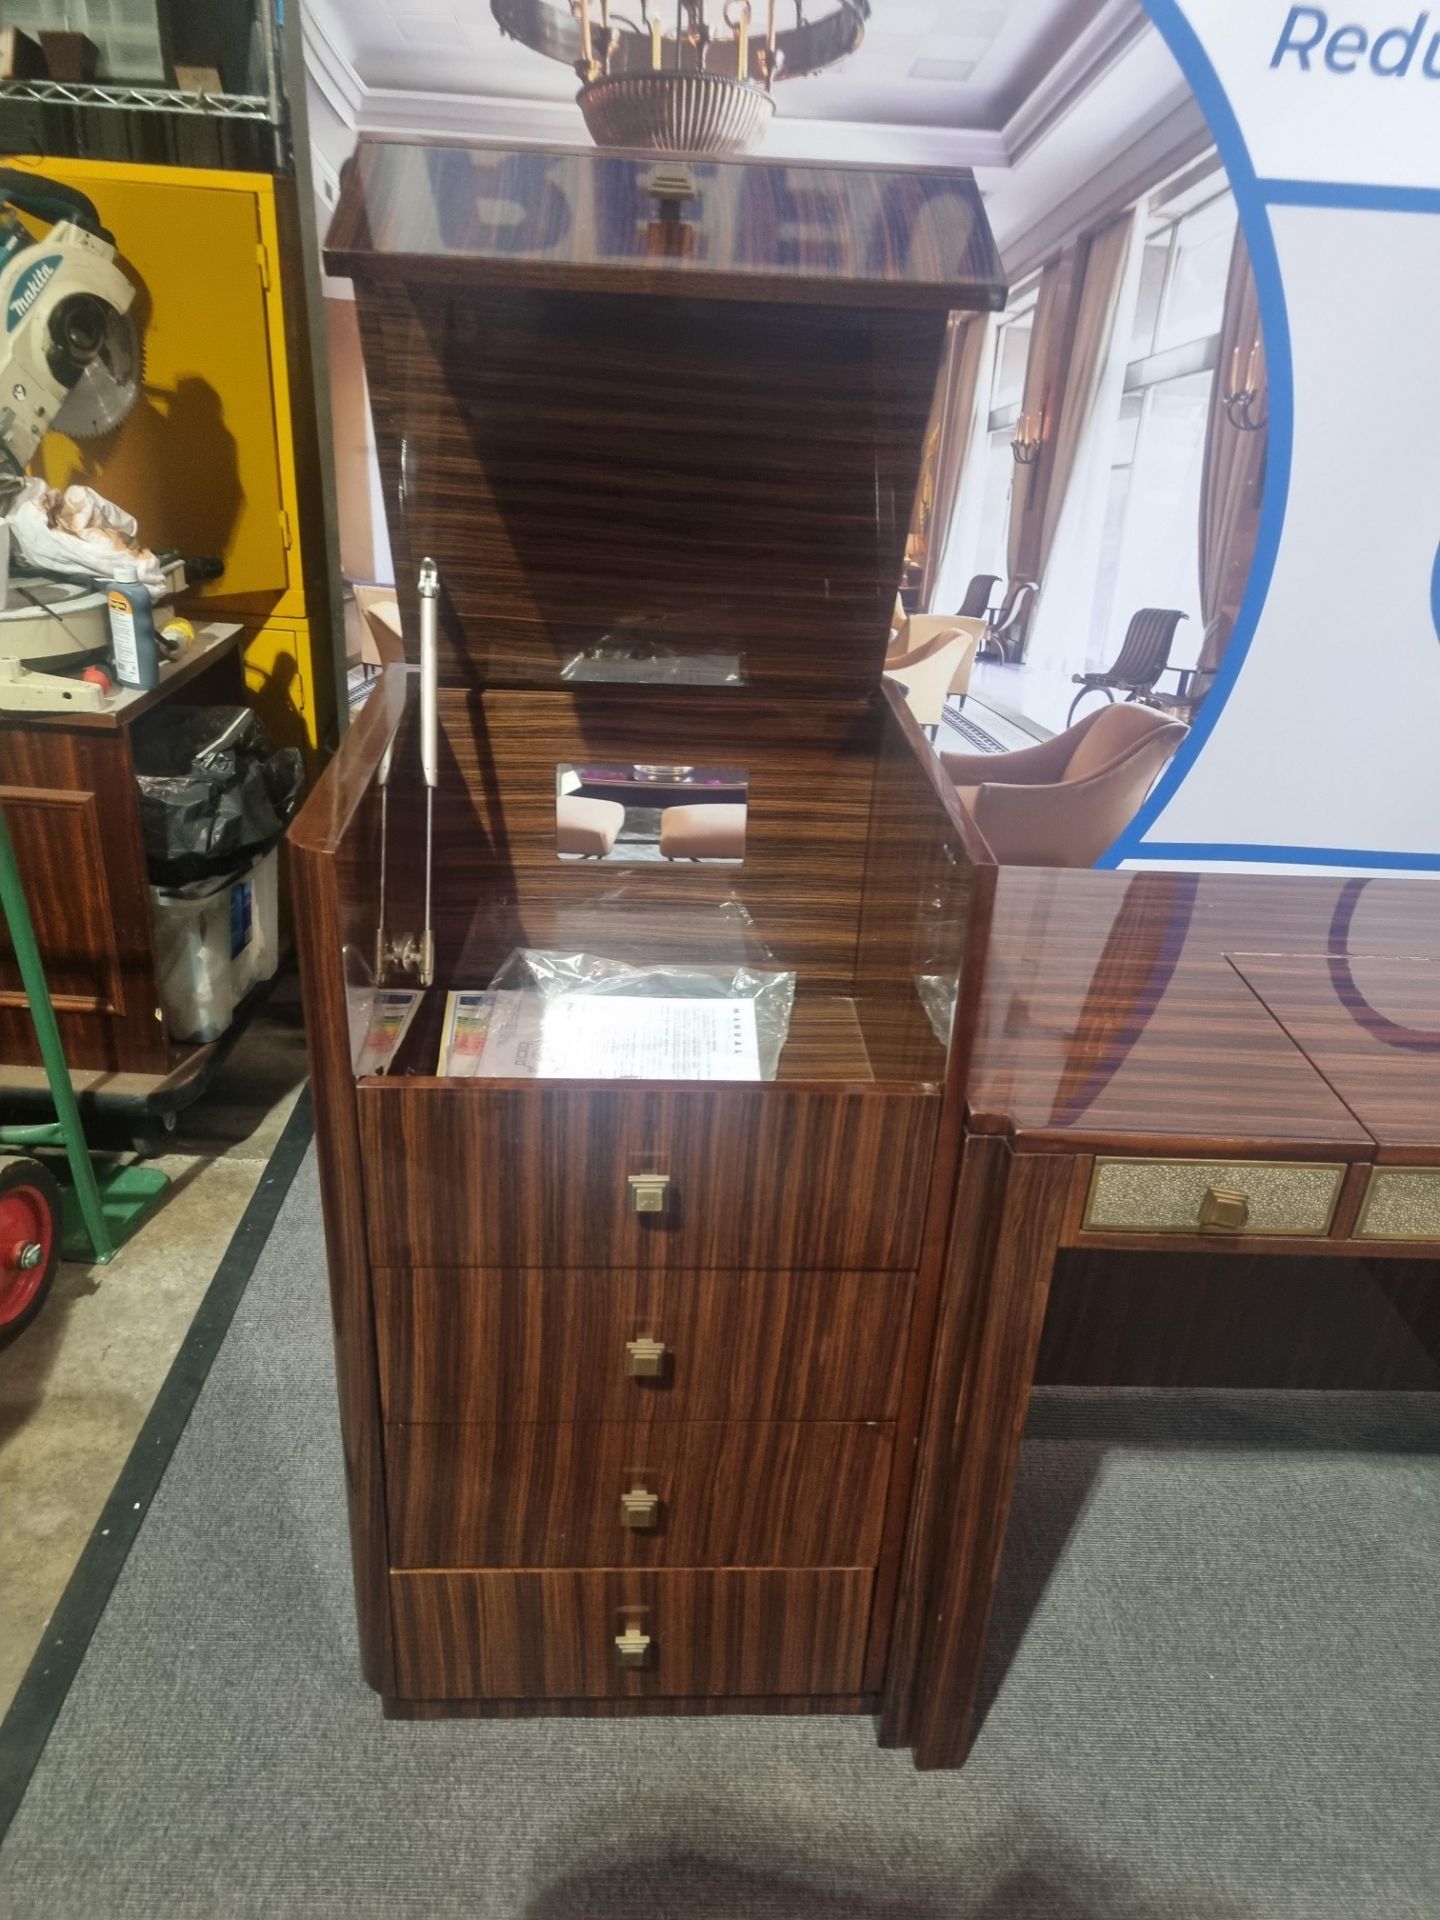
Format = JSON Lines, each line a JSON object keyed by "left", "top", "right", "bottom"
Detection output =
{"left": 353, "top": 987, "right": 424, "bottom": 1076}
{"left": 440, "top": 985, "right": 763, "bottom": 1081}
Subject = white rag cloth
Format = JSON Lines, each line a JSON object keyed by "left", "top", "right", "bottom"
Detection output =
{"left": 3, "top": 479, "right": 165, "bottom": 590}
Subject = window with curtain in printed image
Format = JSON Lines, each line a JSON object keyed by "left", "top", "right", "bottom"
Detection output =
{"left": 1088, "top": 174, "right": 1237, "bottom": 665}
{"left": 972, "top": 284, "right": 1039, "bottom": 589}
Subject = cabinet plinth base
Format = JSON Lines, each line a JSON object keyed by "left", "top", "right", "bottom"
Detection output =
{"left": 382, "top": 1693, "right": 878, "bottom": 1721}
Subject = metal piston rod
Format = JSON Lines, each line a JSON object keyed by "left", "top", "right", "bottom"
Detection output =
{"left": 374, "top": 557, "right": 439, "bottom": 986}
{"left": 417, "top": 558, "right": 438, "bottom": 987}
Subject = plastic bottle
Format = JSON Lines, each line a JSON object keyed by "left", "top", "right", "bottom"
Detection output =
{"left": 107, "top": 581, "right": 161, "bottom": 690}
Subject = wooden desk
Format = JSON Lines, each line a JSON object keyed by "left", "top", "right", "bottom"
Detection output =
{"left": 881, "top": 868, "right": 1440, "bottom": 1768}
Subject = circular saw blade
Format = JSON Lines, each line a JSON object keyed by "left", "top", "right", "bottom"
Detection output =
{"left": 52, "top": 308, "right": 141, "bottom": 440}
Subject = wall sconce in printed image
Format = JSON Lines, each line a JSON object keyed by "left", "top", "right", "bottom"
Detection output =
{"left": 1010, "top": 405, "right": 1045, "bottom": 466}
{"left": 1223, "top": 337, "right": 1267, "bottom": 432}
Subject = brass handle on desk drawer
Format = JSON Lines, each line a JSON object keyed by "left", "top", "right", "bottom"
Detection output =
{"left": 626, "top": 1336, "right": 668, "bottom": 1379}
{"left": 1198, "top": 1185, "right": 1249, "bottom": 1232}
{"left": 620, "top": 1485, "right": 660, "bottom": 1530}
{"left": 615, "top": 1623, "right": 652, "bottom": 1669}
{"left": 628, "top": 1173, "right": 670, "bottom": 1215}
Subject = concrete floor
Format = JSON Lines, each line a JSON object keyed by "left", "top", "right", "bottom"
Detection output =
{"left": 0, "top": 982, "right": 308, "bottom": 1717}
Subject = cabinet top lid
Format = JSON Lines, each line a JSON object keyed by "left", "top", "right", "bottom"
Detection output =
{"left": 325, "top": 139, "right": 1006, "bottom": 313}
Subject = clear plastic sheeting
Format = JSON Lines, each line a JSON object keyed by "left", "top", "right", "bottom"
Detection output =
{"left": 916, "top": 972, "right": 958, "bottom": 1049}
{"left": 478, "top": 947, "right": 797, "bottom": 1081}
{"left": 560, "top": 642, "right": 746, "bottom": 686}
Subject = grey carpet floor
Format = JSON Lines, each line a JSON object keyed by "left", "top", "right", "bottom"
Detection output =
{"left": 2, "top": 1148, "right": 1438, "bottom": 1919}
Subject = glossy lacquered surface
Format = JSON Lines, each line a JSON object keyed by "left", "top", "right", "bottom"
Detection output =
{"left": 1231, "top": 946, "right": 1440, "bottom": 1162}
{"left": 330, "top": 139, "right": 1004, "bottom": 696}
{"left": 390, "top": 1567, "right": 874, "bottom": 1700}
{"left": 358, "top": 284, "right": 945, "bottom": 693}
{"left": 358, "top": 1081, "right": 938, "bottom": 1272}
{"left": 892, "top": 865, "right": 1440, "bottom": 1769}
{"left": 296, "top": 139, "right": 1006, "bottom": 1742}
{"left": 968, "top": 868, "right": 1440, "bottom": 1155}
{"left": 326, "top": 141, "right": 1006, "bottom": 309}
{"left": 375, "top": 1268, "right": 911, "bottom": 1425}
{"left": 386, "top": 1419, "right": 893, "bottom": 1568}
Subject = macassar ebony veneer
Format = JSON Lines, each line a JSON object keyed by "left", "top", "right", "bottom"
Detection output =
{"left": 293, "top": 140, "right": 1006, "bottom": 1746}
{"left": 884, "top": 867, "right": 1440, "bottom": 1769}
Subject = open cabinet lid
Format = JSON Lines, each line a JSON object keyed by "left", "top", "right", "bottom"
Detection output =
{"left": 327, "top": 140, "right": 1007, "bottom": 694}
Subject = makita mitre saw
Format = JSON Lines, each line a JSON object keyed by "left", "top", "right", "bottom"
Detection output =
{"left": 0, "top": 166, "right": 140, "bottom": 485}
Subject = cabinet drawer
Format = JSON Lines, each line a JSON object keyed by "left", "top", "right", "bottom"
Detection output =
{"left": 386, "top": 1420, "right": 893, "bottom": 1569}
{"left": 358, "top": 1082, "right": 936, "bottom": 1271}
{"left": 374, "top": 1267, "right": 913, "bottom": 1424}
{"left": 1082, "top": 1157, "right": 1346, "bottom": 1238}
{"left": 390, "top": 1567, "right": 873, "bottom": 1699}
{"left": 1354, "top": 1167, "right": 1440, "bottom": 1242}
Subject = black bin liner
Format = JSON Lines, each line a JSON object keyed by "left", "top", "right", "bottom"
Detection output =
{"left": 135, "top": 706, "right": 304, "bottom": 887}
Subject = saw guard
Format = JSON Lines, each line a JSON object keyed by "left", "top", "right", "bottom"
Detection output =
{"left": 0, "top": 219, "right": 139, "bottom": 464}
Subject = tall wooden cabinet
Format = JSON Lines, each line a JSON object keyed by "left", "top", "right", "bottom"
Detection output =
{"left": 291, "top": 141, "right": 1005, "bottom": 1747}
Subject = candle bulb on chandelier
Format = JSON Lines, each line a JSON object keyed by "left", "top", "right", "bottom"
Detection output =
{"left": 578, "top": 0, "right": 593, "bottom": 64}
{"left": 1244, "top": 338, "right": 1260, "bottom": 392}
{"left": 1228, "top": 344, "right": 1241, "bottom": 395}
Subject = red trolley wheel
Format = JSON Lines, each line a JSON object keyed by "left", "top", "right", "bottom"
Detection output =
{"left": 0, "top": 1158, "right": 62, "bottom": 1349}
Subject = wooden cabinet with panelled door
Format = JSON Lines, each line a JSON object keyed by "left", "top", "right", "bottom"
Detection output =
{"left": 291, "top": 141, "right": 1006, "bottom": 1744}
{"left": 0, "top": 627, "right": 247, "bottom": 1084}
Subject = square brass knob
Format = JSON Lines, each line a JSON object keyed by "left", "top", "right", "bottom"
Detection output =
{"left": 628, "top": 1173, "right": 670, "bottom": 1215}
{"left": 615, "top": 1624, "right": 652, "bottom": 1669}
{"left": 626, "top": 1336, "right": 668, "bottom": 1379}
{"left": 1199, "top": 1185, "right": 1250, "bottom": 1232}
{"left": 620, "top": 1485, "right": 660, "bottom": 1530}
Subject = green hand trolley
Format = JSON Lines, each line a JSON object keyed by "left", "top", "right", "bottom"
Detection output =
{"left": 0, "top": 804, "right": 168, "bottom": 1347}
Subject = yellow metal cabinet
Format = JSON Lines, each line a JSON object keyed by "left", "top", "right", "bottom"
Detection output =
{"left": 13, "top": 155, "right": 335, "bottom": 759}
{"left": 241, "top": 615, "right": 327, "bottom": 762}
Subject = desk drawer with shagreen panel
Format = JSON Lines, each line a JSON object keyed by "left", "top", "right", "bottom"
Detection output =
{"left": 1354, "top": 1168, "right": 1440, "bottom": 1242}
{"left": 1082, "top": 1157, "right": 1348, "bottom": 1238}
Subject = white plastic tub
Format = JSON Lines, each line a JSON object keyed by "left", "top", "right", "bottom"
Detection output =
{"left": 151, "top": 845, "right": 280, "bottom": 1042}
{"left": 152, "top": 874, "right": 236, "bottom": 1043}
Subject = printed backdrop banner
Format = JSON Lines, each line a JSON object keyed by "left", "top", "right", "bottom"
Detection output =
{"left": 1105, "top": 1, "right": 1440, "bottom": 874}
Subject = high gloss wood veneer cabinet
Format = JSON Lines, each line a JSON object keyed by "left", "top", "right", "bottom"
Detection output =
{"left": 291, "top": 142, "right": 1006, "bottom": 1744}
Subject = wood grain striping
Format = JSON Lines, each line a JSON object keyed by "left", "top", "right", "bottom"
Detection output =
{"left": 390, "top": 1567, "right": 874, "bottom": 1700}
{"left": 909, "top": 1150, "right": 1073, "bottom": 1769}
{"left": 375, "top": 1267, "right": 913, "bottom": 1425}
{"left": 358, "top": 1082, "right": 938, "bottom": 1272}
{"left": 385, "top": 1691, "right": 876, "bottom": 1720}
{"left": 359, "top": 281, "right": 944, "bottom": 695}
{"left": 386, "top": 1420, "right": 893, "bottom": 1569}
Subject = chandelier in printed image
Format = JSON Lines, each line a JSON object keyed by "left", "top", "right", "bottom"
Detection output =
{"left": 492, "top": 0, "right": 869, "bottom": 155}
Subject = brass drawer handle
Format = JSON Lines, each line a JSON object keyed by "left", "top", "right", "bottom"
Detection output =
{"left": 615, "top": 1623, "right": 652, "bottom": 1669}
{"left": 620, "top": 1485, "right": 660, "bottom": 1530}
{"left": 1198, "top": 1185, "right": 1249, "bottom": 1233}
{"left": 626, "top": 1336, "right": 668, "bottom": 1379}
{"left": 628, "top": 1173, "right": 670, "bottom": 1215}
